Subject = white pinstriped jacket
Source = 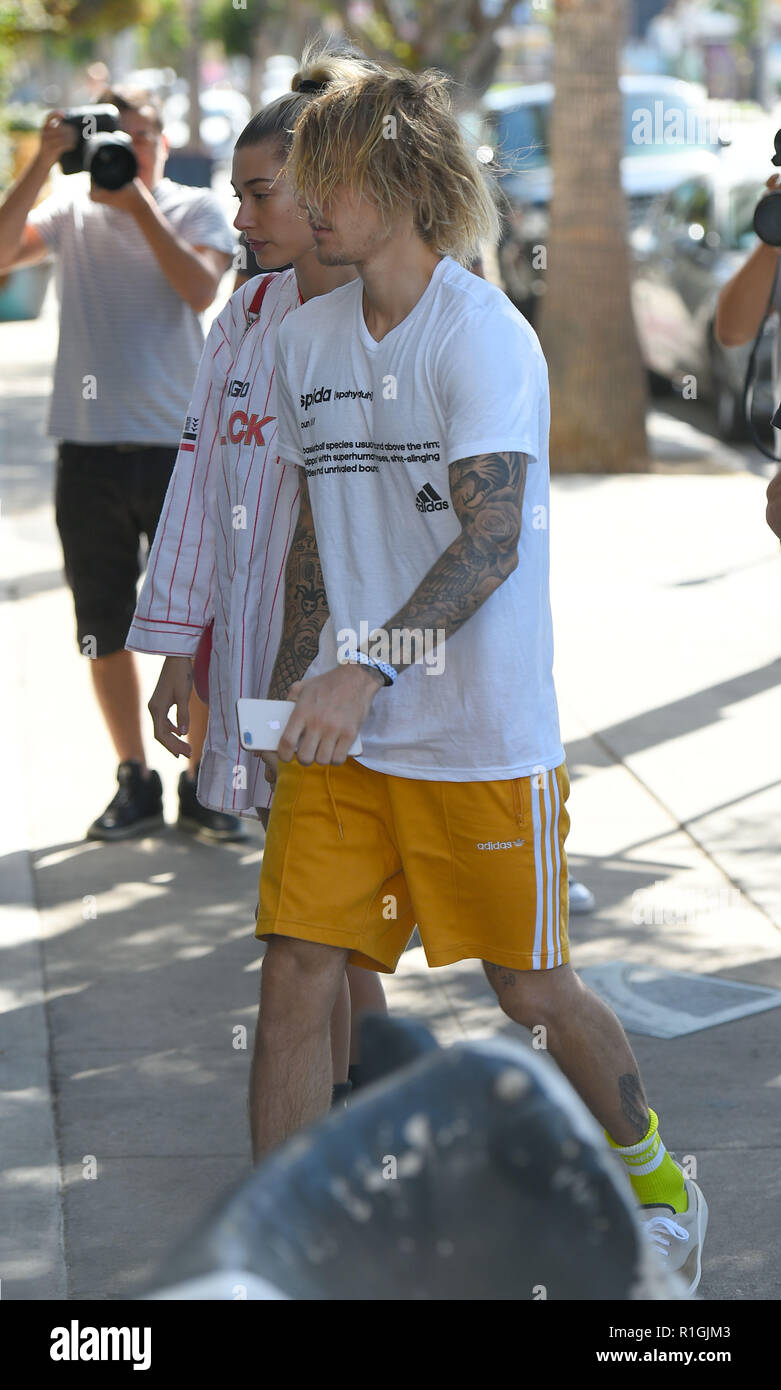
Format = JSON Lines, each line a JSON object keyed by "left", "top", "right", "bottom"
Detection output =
{"left": 126, "top": 270, "right": 303, "bottom": 815}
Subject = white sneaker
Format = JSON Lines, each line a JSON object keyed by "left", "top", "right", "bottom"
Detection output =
{"left": 568, "top": 878, "right": 596, "bottom": 914}
{"left": 640, "top": 1178, "right": 708, "bottom": 1297}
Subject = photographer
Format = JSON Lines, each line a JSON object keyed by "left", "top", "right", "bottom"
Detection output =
{"left": 714, "top": 174, "right": 781, "bottom": 540}
{"left": 0, "top": 88, "right": 243, "bottom": 840}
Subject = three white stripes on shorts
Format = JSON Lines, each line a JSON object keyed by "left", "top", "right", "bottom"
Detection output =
{"left": 531, "top": 769, "right": 564, "bottom": 970}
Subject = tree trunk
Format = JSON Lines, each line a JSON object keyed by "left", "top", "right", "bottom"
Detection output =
{"left": 278, "top": 0, "right": 322, "bottom": 61}
{"left": 249, "top": 27, "right": 271, "bottom": 112}
{"left": 537, "top": 0, "right": 649, "bottom": 472}
{"left": 185, "top": 0, "right": 205, "bottom": 154}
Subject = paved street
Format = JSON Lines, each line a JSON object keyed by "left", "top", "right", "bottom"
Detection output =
{"left": 1, "top": 280, "right": 780, "bottom": 1301}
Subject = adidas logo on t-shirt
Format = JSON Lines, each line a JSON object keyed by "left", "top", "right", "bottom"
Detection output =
{"left": 415, "top": 482, "right": 450, "bottom": 513}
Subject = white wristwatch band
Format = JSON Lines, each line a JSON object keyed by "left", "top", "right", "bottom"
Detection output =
{"left": 340, "top": 649, "right": 397, "bottom": 687}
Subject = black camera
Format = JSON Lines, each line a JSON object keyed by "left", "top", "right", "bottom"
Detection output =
{"left": 753, "top": 127, "right": 781, "bottom": 247}
{"left": 59, "top": 105, "right": 138, "bottom": 191}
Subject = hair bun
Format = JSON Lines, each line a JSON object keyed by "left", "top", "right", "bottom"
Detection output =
{"left": 296, "top": 78, "right": 328, "bottom": 94}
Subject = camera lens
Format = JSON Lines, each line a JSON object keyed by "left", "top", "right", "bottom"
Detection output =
{"left": 753, "top": 191, "right": 781, "bottom": 247}
{"left": 84, "top": 132, "right": 138, "bottom": 191}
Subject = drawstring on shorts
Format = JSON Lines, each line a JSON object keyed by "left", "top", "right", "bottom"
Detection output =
{"left": 324, "top": 765, "right": 345, "bottom": 840}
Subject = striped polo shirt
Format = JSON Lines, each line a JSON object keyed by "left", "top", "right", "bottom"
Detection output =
{"left": 29, "top": 173, "right": 235, "bottom": 444}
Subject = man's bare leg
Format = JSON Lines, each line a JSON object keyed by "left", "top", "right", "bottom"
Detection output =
{"left": 90, "top": 649, "right": 147, "bottom": 766}
{"left": 254, "top": 807, "right": 350, "bottom": 1086}
{"left": 483, "top": 961, "right": 649, "bottom": 1145}
{"left": 330, "top": 974, "right": 351, "bottom": 1085}
{"left": 250, "top": 936, "right": 349, "bottom": 1160}
{"left": 91, "top": 649, "right": 206, "bottom": 770}
{"left": 346, "top": 964, "right": 387, "bottom": 1066}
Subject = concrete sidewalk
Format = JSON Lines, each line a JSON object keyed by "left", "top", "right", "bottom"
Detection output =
{"left": 1, "top": 289, "right": 780, "bottom": 1300}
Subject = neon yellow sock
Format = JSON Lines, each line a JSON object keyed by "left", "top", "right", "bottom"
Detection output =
{"left": 606, "top": 1109, "right": 688, "bottom": 1213}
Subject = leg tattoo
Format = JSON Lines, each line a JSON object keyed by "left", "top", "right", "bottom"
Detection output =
{"left": 485, "top": 961, "right": 517, "bottom": 989}
{"left": 618, "top": 1072, "right": 650, "bottom": 1140}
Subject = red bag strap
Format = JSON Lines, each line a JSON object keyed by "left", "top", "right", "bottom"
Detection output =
{"left": 246, "top": 273, "right": 275, "bottom": 322}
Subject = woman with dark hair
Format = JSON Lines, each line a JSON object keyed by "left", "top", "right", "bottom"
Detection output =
{"left": 127, "top": 44, "right": 388, "bottom": 1110}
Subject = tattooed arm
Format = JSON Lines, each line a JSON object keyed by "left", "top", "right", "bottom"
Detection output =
{"left": 369, "top": 450, "right": 527, "bottom": 667}
{"left": 267, "top": 470, "right": 330, "bottom": 699}
{"left": 274, "top": 450, "right": 526, "bottom": 769}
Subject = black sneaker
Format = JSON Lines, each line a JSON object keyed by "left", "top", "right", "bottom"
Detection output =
{"left": 177, "top": 767, "right": 247, "bottom": 842}
{"left": 87, "top": 761, "right": 164, "bottom": 841}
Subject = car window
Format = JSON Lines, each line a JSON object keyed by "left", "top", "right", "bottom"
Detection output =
{"left": 656, "top": 181, "right": 692, "bottom": 229}
{"left": 655, "top": 179, "right": 714, "bottom": 241}
{"left": 623, "top": 91, "right": 717, "bottom": 158}
{"left": 726, "top": 181, "right": 769, "bottom": 251}
{"left": 492, "top": 103, "right": 549, "bottom": 170}
{"left": 486, "top": 84, "right": 717, "bottom": 173}
{"left": 675, "top": 180, "right": 712, "bottom": 229}
{"left": 490, "top": 87, "right": 718, "bottom": 172}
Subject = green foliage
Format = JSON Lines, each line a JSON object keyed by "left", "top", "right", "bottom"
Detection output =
{"left": 57, "top": 0, "right": 159, "bottom": 33}
{"left": 319, "top": 0, "right": 515, "bottom": 89}
{"left": 136, "top": 0, "right": 190, "bottom": 66}
{"left": 0, "top": 0, "right": 67, "bottom": 46}
{"left": 202, "top": 0, "right": 282, "bottom": 58}
{"left": 352, "top": 10, "right": 417, "bottom": 66}
{"left": 712, "top": 0, "right": 761, "bottom": 49}
{"left": 0, "top": 4, "right": 63, "bottom": 183}
{"left": 0, "top": 0, "right": 161, "bottom": 179}
{"left": 0, "top": 2, "right": 66, "bottom": 178}
{"left": 1, "top": 0, "right": 160, "bottom": 44}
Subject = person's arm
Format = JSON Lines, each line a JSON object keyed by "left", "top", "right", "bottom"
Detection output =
{"left": 89, "top": 179, "right": 231, "bottom": 312}
{"left": 267, "top": 470, "right": 330, "bottom": 699}
{"left": 373, "top": 450, "right": 525, "bottom": 657}
{"left": 766, "top": 470, "right": 781, "bottom": 539}
{"left": 0, "top": 111, "right": 74, "bottom": 270}
{"left": 129, "top": 303, "right": 235, "bottom": 755}
{"left": 128, "top": 307, "right": 230, "bottom": 658}
{"left": 276, "top": 449, "right": 526, "bottom": 768}
{"left": 147, "top": 656, "right": 196, "bottom": 759}
{"left": 715, "top": 176, "right": 781, "bottom": 348}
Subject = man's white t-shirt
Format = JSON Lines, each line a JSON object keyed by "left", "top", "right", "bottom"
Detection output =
{"left": 274, "top": 254, "right": 564, "bottom": 781}
{"left": 29, "top": 174, "right": 235, "bottom": 444}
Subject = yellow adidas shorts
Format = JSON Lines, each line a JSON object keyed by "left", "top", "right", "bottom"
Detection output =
{"left": 256, "top": 758, "right": 570, "bottom": 974}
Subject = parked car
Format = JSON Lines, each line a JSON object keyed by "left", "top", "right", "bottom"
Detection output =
{"left": 630, "top": 149, "right": 777, "bottom": 441}
{"left": 484, "top": 75, "right": 728, "bottom": 317}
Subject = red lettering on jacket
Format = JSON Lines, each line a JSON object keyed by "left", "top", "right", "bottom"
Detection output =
{"left": 228, "top": 410, "right": 275, "bottom": 446}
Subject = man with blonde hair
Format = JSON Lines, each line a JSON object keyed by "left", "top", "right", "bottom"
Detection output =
{"left": 250, "top": 67, "right": 707, "bottom": 1294}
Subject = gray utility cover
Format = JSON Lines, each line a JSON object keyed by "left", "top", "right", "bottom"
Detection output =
{"left": 578, "top": 962, "right": 781, "bottom": 1039}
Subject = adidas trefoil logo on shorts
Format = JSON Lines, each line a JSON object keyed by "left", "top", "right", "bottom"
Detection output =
{"left": 476, "top": 838, "right": 524, "bottom": 850}
{"left": 416, "top": 482, "right": 450, "bottom": 513}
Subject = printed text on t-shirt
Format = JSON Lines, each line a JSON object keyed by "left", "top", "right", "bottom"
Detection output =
{"left": 300, "top": 385, "right": 374, "bottom": 410}
{"left": 301, "top": 438, "right": 442, "bottom": 476}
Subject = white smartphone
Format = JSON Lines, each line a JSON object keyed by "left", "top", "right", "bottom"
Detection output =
{"left": 236, "top": 698, "right": 363, "bottom": 755}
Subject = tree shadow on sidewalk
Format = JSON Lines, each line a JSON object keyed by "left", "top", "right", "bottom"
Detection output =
{"left": 3, "top": 828, "right": 265, "bottom": 1298}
